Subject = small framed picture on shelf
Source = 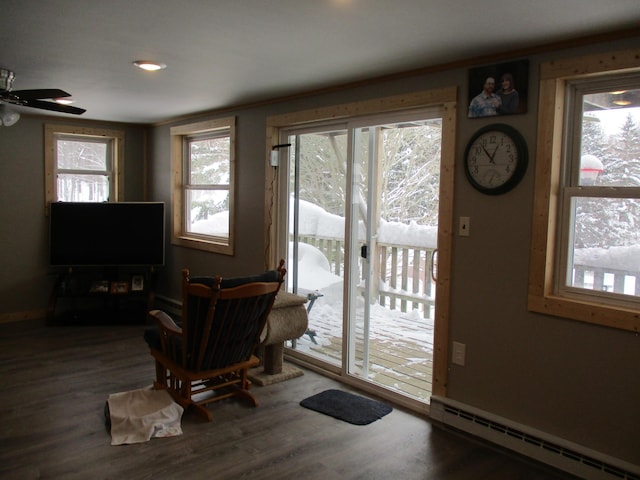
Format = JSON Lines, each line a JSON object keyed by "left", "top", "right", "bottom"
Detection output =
{"left": 131, "top": 275, "right": 144, "bottom": 292}
{"left": 90, "top": 280, "right": 110, "bottom": 293}
{"left": 110, "top": 281, "right": 129, "bottom": 294}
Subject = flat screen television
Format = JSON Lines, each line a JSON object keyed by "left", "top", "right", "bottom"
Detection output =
{"left": 49, "top": 202, "right": 165, "bottom": 267}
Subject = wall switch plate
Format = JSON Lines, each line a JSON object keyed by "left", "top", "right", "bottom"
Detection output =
{"left": 452, "top": 341, "right": 466, "bottom": 366}
{"left": 459, "top": 216, "right": 470, "bottom": 237}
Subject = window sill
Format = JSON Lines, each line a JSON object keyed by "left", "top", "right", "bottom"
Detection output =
{"left": 528, "top": 293, "right": 639, "bottom": 333}
{"left": 172, "top": 235, "right": 233, "bottom": 256}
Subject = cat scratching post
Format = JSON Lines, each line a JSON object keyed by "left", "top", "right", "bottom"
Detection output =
{"left": 249, "top": 291, "right": 308, "bottom": 386}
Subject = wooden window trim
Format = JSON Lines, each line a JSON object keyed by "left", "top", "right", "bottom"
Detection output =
{"left": 170, "top": 117, "right": 235, "bottom": 255}
{"left": 44, "top": 124, "right": 124, "bottom": 213}
{"left": 528, "top": 49, "right": 640, "bottom": 332}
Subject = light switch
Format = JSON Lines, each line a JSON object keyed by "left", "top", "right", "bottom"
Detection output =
{"left": 452, "top": 341, "right": 466, "bottom": 366}
{"left": 459, "top": 216, "right": 470, "bottom": 237}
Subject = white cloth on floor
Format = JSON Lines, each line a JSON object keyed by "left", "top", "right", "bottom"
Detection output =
{"left": 107, "top": 387, "right": 184, "bottom": 445}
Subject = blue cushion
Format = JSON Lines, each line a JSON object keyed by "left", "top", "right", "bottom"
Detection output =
{"left": 190, "top": 269, "right": 279, "bottom": 290}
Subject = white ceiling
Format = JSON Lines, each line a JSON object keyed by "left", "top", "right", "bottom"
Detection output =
{"left": 2, "top": 0, "right": 639, "bottom": 124}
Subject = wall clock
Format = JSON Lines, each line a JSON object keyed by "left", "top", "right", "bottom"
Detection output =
{"left": 464, "top": 123, "right": 528, "bottom": 195}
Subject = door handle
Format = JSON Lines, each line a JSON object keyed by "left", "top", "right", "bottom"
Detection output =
{"left": 430, "top": 249, "right": 438, "bottom": 282}
{"left": 361, "top": 244, "right": 368, "bottom": 259}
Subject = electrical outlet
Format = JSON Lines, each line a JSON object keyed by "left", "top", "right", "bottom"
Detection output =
{"left": 452, "top": 341, "right": 466, "bottom": 366}
{"left": 459, "top": 216, "right": 470, "bottom": 237}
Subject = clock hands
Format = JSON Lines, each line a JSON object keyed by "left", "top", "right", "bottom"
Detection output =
{"left": 481, "top": 143, "right": 500, "bottom": 164}
{"left": 490, "top": 144, "right": 500, "bottom": 163}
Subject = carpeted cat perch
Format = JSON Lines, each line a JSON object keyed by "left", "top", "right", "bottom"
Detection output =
{"left": 249, "top": 291, "right": 308, "bottom": 386}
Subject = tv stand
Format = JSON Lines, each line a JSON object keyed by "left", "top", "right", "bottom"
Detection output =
{"left": 47, "top": 266, "right": 157, "bottom": 325}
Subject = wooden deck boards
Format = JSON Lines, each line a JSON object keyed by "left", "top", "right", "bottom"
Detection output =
{"left": 292, "top": 308, "right": 434, "bottom": 401}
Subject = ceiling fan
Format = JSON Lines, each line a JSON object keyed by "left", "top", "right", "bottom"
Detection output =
{"left": 0, "top": 68, "right": 86, "bottom": 125}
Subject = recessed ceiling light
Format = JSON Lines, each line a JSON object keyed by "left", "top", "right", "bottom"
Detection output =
{"left": 133, "top": 60, "right": 167, "bottom": 71}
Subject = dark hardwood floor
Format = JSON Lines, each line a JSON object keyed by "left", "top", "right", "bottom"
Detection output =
{"left": 0, "top": 318, "right": 576, "bottom": 480}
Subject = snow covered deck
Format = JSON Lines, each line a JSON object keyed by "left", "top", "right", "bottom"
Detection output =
{"left": 292, "top": 304, "right": 434, "bottom": 402}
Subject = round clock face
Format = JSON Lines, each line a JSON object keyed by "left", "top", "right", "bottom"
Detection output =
{"left": 464, "top": 124, "right": 528, "bottom": 195}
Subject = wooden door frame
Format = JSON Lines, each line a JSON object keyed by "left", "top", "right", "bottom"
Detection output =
{"left": 264, "top": 87, "right": 456, "bottom": 405}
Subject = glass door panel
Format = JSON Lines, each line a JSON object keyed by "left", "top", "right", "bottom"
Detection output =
{"left": 348, "top": 116, "right": 442, "bottom": 402}
{"left": 285, "top": 128, "right": 348, "bottom": 367}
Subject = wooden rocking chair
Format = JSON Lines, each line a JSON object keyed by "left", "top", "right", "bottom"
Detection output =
{"left": 144, "top": 260, "right": 285, "bottom": 421}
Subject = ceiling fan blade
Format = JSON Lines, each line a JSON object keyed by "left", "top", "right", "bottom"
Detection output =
{"left": 17, "top": 98, "right": 86, "bottom": 115}
{"left": 4, "top": 88, "right": 71, "bottom": 100}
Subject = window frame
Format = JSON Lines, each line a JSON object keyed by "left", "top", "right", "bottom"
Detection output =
{"left": 558, "top": 74, "right": 640, "bottom": 307}
{"left": 170, "top": 117, "right": 236, "bottom": 255}
{"left": 44, "top": 124, "right": 124, "bottom": 212}
{"left": 529, "top": 49, "right": 640, "bottom": 332}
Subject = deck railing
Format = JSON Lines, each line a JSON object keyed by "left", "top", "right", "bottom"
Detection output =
{"left": 298, "top": 235, "right": 436, "bottom": 318}
{"left": 297, "top": 235, "right": 640, "bottom": 319}
{"left": 573, "top": 264, "right": 640, "bottom": 295}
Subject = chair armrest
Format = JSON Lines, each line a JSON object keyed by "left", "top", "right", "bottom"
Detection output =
{"left": 149, "top": 309, "right": 182, "bottom": 336}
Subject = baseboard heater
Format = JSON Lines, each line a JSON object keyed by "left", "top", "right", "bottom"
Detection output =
{"left": 430, "top": 396, "right": 640, "bottom": 480}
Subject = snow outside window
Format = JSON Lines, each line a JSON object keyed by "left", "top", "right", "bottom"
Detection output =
{"left": 560, "top": 78, "right": 640, "bottom": 305}
{"left": 55, "top": 136, "right": 112, "bottom": 202}
{"left": 184, "top": 134, "right": 231, "bottom": 240}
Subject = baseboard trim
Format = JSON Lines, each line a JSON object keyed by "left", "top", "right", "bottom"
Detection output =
{"left": 0, "top": 309, "right": 47, "bottom": 324}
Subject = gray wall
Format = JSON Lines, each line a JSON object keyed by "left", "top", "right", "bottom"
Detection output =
{"left": 1, "top": 36, "right": 638, "bottom": 466}
{"left": 0, "top": 117, "right": 147, "bottom": 314}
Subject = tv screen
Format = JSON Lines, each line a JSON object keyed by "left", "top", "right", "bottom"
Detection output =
{"left": 49, "top": 202, "right": 165, "bottom": 267}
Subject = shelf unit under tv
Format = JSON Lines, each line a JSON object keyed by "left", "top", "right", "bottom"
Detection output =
{"left": 47, "top": 266, "right": 157, "bottom": 325}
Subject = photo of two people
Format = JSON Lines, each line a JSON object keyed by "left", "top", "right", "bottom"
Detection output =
{"left": 468, "top": 60, "right": 529, "bottom": 118}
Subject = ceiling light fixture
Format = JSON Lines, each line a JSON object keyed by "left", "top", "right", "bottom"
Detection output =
{"left": 133, "top": 60, "right": 166, "bottom": 71}
{"left": 0, "top": 103, "right": 20, "bottom": 127}
{"left": 54, "top": 98, "right": 74, "bottom": 105}
{"left": 611, "top": 90, "right": 632, "bottom": 106}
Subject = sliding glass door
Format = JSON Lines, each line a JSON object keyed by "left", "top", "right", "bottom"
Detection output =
{"left": 280, "top": 109, "right": 443, "bottom": 404}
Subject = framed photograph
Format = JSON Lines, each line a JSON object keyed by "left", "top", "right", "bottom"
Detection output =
{"left": 131, "top": 275, "right": 144, "bottom": 292}
{"left": 467, "top": 60, "right": 529, "bottom": 118}
{"left": 110, "top": 281, "right": 129, "bottom": 294}
{"left": 89, "top": 280, "right": 110, "bottom": 293}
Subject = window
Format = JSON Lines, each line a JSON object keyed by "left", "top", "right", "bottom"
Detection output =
{"left": 45, "top": 125, "right": 124, "bottom": 209}
{"left": 529, "top": 49, "right": 640, "bottom": 332}
{"left": 171, "top": 117, "right": 235, "bottom": 255}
